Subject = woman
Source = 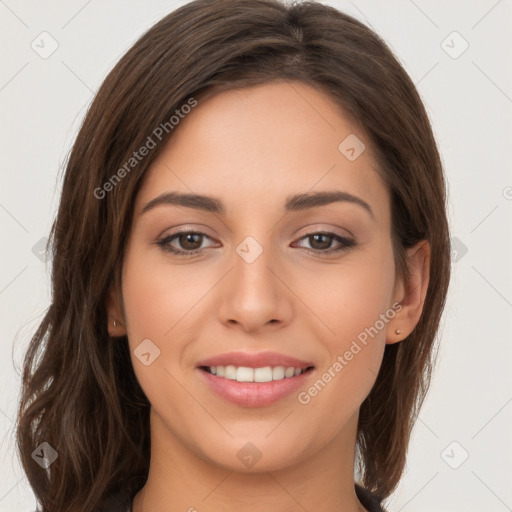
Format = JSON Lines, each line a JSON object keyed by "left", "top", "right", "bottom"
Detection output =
{"left": 16, "top": 1, "right": 450, "bottom": 511}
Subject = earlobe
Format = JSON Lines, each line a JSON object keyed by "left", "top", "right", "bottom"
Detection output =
{"left": 386, "top": 240, "right": 431, "bottom": 344}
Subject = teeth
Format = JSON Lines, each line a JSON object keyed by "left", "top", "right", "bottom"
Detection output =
{"left": 205, "top": 365, "right": 307, "bottom": 382}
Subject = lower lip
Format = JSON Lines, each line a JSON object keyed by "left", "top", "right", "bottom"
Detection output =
{"left": 196, "top": 367, "right": 315, "bottom": 408}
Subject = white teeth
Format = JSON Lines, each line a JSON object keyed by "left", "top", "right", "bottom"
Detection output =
{"left": 236, "top": 366, "right": 254, "bottom": 382}
{"left": 204, "top": 365, "right": 306, "bottom": 382}
{"left": 272, "top": 366, "right": 284, "bottom": 380}
{"left": 284, "top": 367, "right": 295, "bottom": 378}
{"left": 225, "top": 365, "right": 237, "bottom": 380}
{"left": 255, "top": 367, "right": 273, "bottom": 382}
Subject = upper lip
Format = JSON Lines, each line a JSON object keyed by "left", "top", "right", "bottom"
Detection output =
{"left": 196, "top": 351, "right": 315, "bottom": 369}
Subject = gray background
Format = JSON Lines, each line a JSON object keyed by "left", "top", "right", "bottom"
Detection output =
{"left": 1, "top": 1, "right": 511, "bottom": 511}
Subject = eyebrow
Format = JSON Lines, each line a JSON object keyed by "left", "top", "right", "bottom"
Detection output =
{"left": 141, "top": 190, "right": 374, "bottom": 219}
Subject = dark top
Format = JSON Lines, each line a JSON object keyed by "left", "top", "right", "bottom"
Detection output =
{"left": 355, "top": 483, "right": 387, "bottom": 512}
{"left": 99, "top": 483, "right": 386, "bottom": 512}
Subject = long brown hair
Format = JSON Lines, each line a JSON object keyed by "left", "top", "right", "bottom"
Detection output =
{"left": 15, "top": 0, "right": 451, "bottom": 510}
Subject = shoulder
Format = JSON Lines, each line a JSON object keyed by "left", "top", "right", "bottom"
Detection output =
{"left": 355, "top": 483, "right": 387, "bottom": 512}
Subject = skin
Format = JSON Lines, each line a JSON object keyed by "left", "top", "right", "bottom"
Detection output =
{"left": 107, "top": 80, "right": 430, "bottom": 512}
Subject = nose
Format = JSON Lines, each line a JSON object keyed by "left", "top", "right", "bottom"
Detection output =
{"left": 216, "top": 237, "right": 293, "bottom": 333}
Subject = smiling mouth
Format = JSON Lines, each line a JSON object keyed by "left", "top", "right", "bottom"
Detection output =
{"left": 198, "top": 365, "right": 315, "bottom": 383}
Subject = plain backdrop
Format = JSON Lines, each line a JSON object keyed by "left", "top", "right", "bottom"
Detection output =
{"left": 1, "top": 1, "right": 511, "bottom": 511}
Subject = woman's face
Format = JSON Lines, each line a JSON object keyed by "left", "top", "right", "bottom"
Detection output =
{"left": 114, "top": 81, "right": 408, "bottom": 472}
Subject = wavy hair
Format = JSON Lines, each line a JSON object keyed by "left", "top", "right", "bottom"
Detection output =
{"left": 15, "top": 1, "right": 451, "bottom": 510}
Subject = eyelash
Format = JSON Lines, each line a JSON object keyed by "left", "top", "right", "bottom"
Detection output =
{"left": 155, "top": 228, "right": 355, "bottom": 257}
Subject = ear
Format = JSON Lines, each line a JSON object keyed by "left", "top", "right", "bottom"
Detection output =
{"left": 105, "top": 284, "right": 127, "bottom": 337}
{"left": 387, "top": 240, "right": 430, "bottom": 344}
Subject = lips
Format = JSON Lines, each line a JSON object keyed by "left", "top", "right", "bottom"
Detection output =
{"left": 195, "top": 350, "right": 315, "bottom": 370}
{"left": 197, "top": 365, "right": 316, "bottom": 407}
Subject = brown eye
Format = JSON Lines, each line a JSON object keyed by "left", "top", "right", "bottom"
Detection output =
{"left": 177, "top": 233, "right": 203, "bottom": 251}
{"left": 294, "top": 232, "right": 355, "bottom": 254}
{"left": 156, "top": 229, "right": 355, "bottom": 257}
{"left": 308, "top": 233, "right": 333, "bottom": 250}
{"left": 157, "top": 230, "right": 215, "bottom": 256}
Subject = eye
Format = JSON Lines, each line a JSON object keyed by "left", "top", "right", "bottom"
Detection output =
{"left": 156, "top": 229, "right": 216, "bottom": 256}
{"left": 292, "top": 231, "right": 355, "bottom": 254}
{"left": 155, "top": 229, "right": 355, "bottom": 257}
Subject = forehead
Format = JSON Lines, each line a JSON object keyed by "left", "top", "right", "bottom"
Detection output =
{"left": 136, "top": 81, "right": 389, "bottom": 219}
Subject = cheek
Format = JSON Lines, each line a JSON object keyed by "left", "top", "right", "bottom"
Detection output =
{"left": 121, "top": 247, "right": 204, "bottom": 342}
{"left": 120, "top": 248, "right": 203, "bottom": 400}
{"left": 297, "top": 244, "right": 395, "bottom": 402}
{"left": 301, "top": 245, "right": 396, "bottom": 345}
